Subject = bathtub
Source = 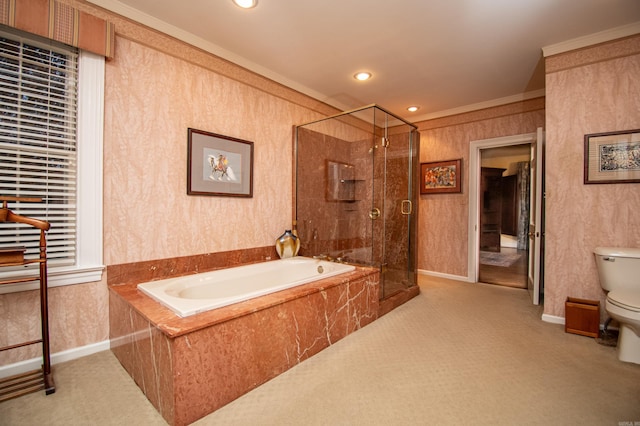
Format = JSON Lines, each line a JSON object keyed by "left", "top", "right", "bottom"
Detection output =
{"left": 111, "top": 256, "right": 379, "bottom": 425}
{"left": 137, "top": 256, "right": 355, "bottom": 317}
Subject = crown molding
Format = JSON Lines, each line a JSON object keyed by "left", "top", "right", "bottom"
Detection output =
{"left": 87, "top": 0, "right": 331, "bottom": 104}
{"left": 410, "top": 89, "right": 546, "bottom": 122}
{"left": 543, "top": 21, "right": 640, "bottom": 57}
{"left": 87, "top": 1, "right": 634, "bottom": 123}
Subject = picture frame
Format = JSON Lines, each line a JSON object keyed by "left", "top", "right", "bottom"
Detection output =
{"left": 584, "top": 129, "right": 640, "bottom": 184}
{"left": 420, "top": 159, "right": 462, "bottom": 194}
{"left": 187, "top": 128, "right": 254, "bottom": 197}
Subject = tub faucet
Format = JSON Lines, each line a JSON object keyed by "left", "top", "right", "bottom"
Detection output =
{"left": 313, "top": 254, "right": 333, "bottom": 261}
{"left": 313, "top": 254, "right": 348, "bottom": 263}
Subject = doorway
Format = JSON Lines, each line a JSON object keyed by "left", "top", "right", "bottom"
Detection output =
{"left": 478, "top": 145, "right": 531, "bottom": 288}
{"left": 468, "top": 129, "right": 544, "bottom": 305}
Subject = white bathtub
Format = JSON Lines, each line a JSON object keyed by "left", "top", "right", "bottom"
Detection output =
{"left": 137, "top": 256, "right": 355, "bottom": 317}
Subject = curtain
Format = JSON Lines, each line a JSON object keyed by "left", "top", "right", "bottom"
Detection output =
{"left": 516, "top": 161, "right": 530, "bottom": 250}
{"left": 0, "top": 0, "right": 114, "bottom": 58}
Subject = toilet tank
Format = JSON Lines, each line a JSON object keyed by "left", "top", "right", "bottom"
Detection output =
{"left": 593, "top": 247, "right": 640, "bottom": 292}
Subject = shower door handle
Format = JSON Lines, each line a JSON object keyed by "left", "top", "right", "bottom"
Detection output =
{"left": 401, "top": 200, "right": 412, "bottom": 215}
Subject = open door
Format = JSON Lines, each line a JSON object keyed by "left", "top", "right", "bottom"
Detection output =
{"left": 527, "top": 127, "right": 544, "bottom": 305}
{"left": 468, "top": 129, "right": 544, "bottom": 306}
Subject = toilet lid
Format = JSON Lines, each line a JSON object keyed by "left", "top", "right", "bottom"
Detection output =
{"left": 607, "top": 289, "right": 640, "bottom": 312}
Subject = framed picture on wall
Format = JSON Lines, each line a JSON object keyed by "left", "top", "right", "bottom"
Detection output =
{"left": 187, "top": 128, "right": 254, "bottom": 197}
{"left": 584, "top": 129, "right": 640, "bottom": 184}
{"left": 420, "top": 159, "right": 462, "bottom": 194}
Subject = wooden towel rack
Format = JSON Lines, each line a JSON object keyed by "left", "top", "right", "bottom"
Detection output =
{"left": 0, "top": 196, "right": 55, "bottom": 401}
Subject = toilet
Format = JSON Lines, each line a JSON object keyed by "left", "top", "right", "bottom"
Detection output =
{"left": 594, "top": 247, "right": 640, "bottom": 364}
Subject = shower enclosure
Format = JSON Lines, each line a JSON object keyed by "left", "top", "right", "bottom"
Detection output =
{"left": 294, "top": 105, "right": 419, "bottom": 299}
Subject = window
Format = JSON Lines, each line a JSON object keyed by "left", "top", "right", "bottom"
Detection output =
{"left": 0, "top": 29, "right": 104, "bottom": 293}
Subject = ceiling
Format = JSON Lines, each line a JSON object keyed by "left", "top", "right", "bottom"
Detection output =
{"left": 90, "top": 0, "right": 640, "bottom": 122}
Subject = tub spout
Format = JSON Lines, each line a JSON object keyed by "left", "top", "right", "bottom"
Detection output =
{"left": 313, "top": 254, "right": 333, "bottom": 261}
{"left": 313, "top": 254, "right": 348, "bottom": 263}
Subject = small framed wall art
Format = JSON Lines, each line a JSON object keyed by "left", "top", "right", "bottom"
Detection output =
{"left": 420, "top": 159, "right": 462, "bottom": 194}
{"left": 584, "top": 129, "right": 640, "bottom": 184}
{"left": 187, "top": 128, "right": 254, "bottom": 197}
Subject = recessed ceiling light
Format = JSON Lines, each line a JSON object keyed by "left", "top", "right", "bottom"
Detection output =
{"left": 233, "top": 0, "right": 257, "bottom": 9}
{"left": 407, "top": 106, "right": 420, "bottom": 112}
{"left": 354, "top": 72, "right": 372, "bottom": 81}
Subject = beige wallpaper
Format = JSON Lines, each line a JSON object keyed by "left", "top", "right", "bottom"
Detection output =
{"left": 103, "top": 36, "right": 322, "bottom": 265}
{"left": 544, "top": 36, "right": 640, "bottom": 319}
{"left": 0, "top": 280, "right": 108, "bottom": 364}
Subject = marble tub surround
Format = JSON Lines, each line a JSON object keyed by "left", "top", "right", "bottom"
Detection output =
{"left": 106, "top": 246, "right": 277, "bottom": 287}
{"left": 109, "top": 265, "right": 376, "bottom": 338}
{"left": 109, "top": 266, "right": 379, "bottom": 426}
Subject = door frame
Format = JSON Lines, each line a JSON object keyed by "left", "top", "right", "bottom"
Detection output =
{"left": 468, "top": 132, "right": 537, "bottom": 285}
{"left": 527, "top": 127, "right": 545, "bottom": 305}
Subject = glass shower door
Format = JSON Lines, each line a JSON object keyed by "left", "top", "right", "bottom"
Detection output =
{"left": 371, "top": 110, "right": 417, "bottom": 298}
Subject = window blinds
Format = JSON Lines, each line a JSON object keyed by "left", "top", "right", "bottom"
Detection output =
{"left": 0, "top": 31, "right": 78, "bottom": 267}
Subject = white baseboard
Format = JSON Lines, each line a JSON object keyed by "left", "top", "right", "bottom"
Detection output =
{"left": 0, "top": 339, "right": 110, "bottom": 379}
{"left": 418, "top": 269, "right": 472, "bottom": 283}
{"left": 541, "top": 313, "right": 565, "bottom": 325}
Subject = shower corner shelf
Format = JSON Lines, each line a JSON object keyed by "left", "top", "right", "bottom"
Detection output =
{"left": 337, "top": 179, "right": 365, "bottom": 203}
{"left": 0, "top": 197, "right": 55, "bottom": 402}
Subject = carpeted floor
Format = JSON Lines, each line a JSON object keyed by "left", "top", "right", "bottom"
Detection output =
{"left": 1, "top": 275, "right": 639, "bottom": 425}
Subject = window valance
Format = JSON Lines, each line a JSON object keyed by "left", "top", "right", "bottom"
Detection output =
{"left": 0, "top": 0, "right": 114, "bottom": 58}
